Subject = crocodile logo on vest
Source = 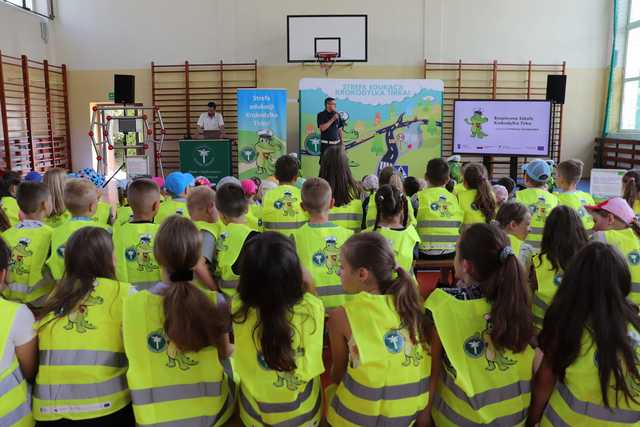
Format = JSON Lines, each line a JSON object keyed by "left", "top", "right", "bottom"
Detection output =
{"left": 125, "top": 234, "right": 159, "bottom": 272}
{"left": 274, "top": 191, "right": 298, "bottom": 217}
{"left": 383, "top": 328, "right": 425, "bottom": 366}
{"left": 429, "top": 195, "right": 453, "bottom": 218}
{"left": 257, "top": 349, "right": 306, "bottom": 390}
{"left": 528, "top": 196, "right": 552, "bottom": 222}
{"left": 217, "top": 231, "right": 229, "bottom": 252}
{"left": 311, "top": 236, "right": 341, "bottom": 274}
{"left": 10, "top": 238, "right": 33, "bottom": 276}
{"left": 463, "top": 314, "right": 517, "bottom": 371}
{"left": 63, "top": 292, "right": 104, "bottom": 333}
{"left": 147, "top": 329, "right": 198, "bottom": 370}
{"left": 629, "top": 251, "right": 640, "bottom": 266}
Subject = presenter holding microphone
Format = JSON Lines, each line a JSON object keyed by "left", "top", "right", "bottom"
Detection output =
{"left": 317, "top": 97, "right": 344, "bottom": 159}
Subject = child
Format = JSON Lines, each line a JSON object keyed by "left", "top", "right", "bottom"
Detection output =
{"left": 113, "top": 178, "right": 162, "bottom": 290}
{"left": 404, "top": 176, "right": 421, "bottom": 198}
{"left": 515, "top": 159, "right": 558, "bottom": 249}
{"left": 215, "top": 183, "right": 259, "bottom": 297}
{"left": 425, "top": 223, "right": 536, "bottom": 425}
{"left": 587, "top": 197, "right": 640, "bottom": 304}
{"left": 496, "top": 176, "right": 516, "bottom": 199}
{"left": 123, "top": 216, "right": 234, "bottom": 427}
{"left": 232, "top": 232, "right": 324, "bottom": 426}
{"left": 154, "top": 171, "right": 193, "bottom": 224}
{"left": 1, "top": 182, "right": 54, "bottom": 307}
{"left": 365, "top": 168, "right": 417, "bottom": 229}
{"left": 43, "top": 167, "right": 71, "bottom": 227}
{"left": 458, "top": 163, "right": 496, "bottom": 225}
{"left": 368, "top": 184, "right": 420, "bottom": 275}
{"left": 327, "top": 232, "right": 430, "bottom": 425}
{"left": 262, "top": 154, "right": 307, "bottom": 232}
{"left": 495, "top": 202, "right": 534, "bottom": 272}
{"left": 186, "top": 185, "right": 219, "bottom": 291}
{"left": 0, "top": 237, "right": 37, "bottom": 427}
{"left": 555, "top": 159, "right": 595, "bottom": 230}
{"left": 34, "top": 227, "right": 133, "bottom": 424}
{"left": 74, "top": 167, "right": 113, "bottom": 226}
{"left": 291, "top": 177, "right": 353, "bottom": 310}
{"left": 414, "top": 158, "right": 464, "bottom": 285}
{"left": 532, "top": 206, "right": 588, "bottom": 328}
{"left": 47, "top": 178, "right": 110, "bottom": 281}
{"left": 529, "top": 242, "right": 640, "bottom": 425}
{"left": 0, "top": 171, "right": 22, "bottom": 226}
{"left": 622, "top": 169, "right": 640, "bottom": 215}
{"left": 320, "top": 145, "right": 363, "bottom": 232}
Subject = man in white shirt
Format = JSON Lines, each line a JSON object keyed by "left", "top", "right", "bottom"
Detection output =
{"left": 197, "top": 101, "right": 225, "bottom": 136}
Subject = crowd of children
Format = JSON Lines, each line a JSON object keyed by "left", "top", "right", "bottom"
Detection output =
{"left": 1, "top": 150, "right": 640, "bottom": 426}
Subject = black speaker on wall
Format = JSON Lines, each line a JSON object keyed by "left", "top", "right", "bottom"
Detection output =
{"left": 546, "top": 75, "right": 566, "bottom": 104}
{"left": 114, "top": 74, "right": 135, "bottom": 104}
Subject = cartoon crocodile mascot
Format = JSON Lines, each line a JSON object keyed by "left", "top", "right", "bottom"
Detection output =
{"left": 321, "top": 236, "right": 341, "bottom": 274}
{"left": 481, "top": 314, "right": 517, "bottom": 371}
{"left": 529, "top": 196, "right": 552, "bottom": 222}
{"left": 400, "top": 329, "right": 425, "bottom": 367}
{"left": 254, "top": 129, "right": 280, "bottom": 176}
{"left": 275, "top": 191, "right": 298, "bottom": 217}
{"left": 147, "top": 329, "right": 198, "bottom": 371}
{"left": 64, "top": 293, "right": 104, "bottom": 333}
{"left": 430, "top": 195, "right": 453, "bottom": 218}
{"left": 135, "top": 234, "right": 159, "bottom": 272}
{"left": 10, "top": 238, "right": 32, "bottom": 276}
{"left": 274, "top": 371, "right": 305, "bottom": 391}
{"left": 464, "top": 110, "right": 489, "bottom": 139}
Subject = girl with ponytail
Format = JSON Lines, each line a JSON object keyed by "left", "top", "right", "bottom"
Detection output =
{"left": 622, "top": 169, "right": 640, "bottom": 215}
{"left": 123, "top": 216, "right": 234, "bottom": 426}
{"left": 327, "top": 232, "right": 431, "bottom": 426}
{"left": 424, "top": 223, "right": 536, "bottom": 426}
{"left": 458, "top": 163, "right": 496, "bottom": 225}
{"left": 232, "top": 232, "right": 325, "bottom": 426}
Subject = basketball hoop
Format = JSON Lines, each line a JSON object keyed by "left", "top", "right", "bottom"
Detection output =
{"left": 316, "top": 51, "right": 338, "bottom": 76}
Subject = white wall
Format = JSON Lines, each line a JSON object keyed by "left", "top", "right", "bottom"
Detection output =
{"left": 0, "top": 1, "right": 57, "bottom": 61}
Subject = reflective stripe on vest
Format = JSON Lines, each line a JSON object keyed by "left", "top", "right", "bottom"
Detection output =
{"left": 315, "top": 285, "right": 344, "bottom": 297}
{"left": 35, "top": 375, "right": 128, "bottom": 400}
{"left": 135, "top": 395, "right": 233, "bottom": 427}
{"left": 418, "top": 220, "right": 462, "bottom": 228}
{"left": 421, "top": 235, "right": 459, "bottom": 243}
{"left": 332, "top": 397, "right": 420, "bottom": 426}
{"left": 434, "top": 394, "right": 528, "bottom": 426}
{"left": 0, "top": 364, "right": 24, "bottom": 394}
{"left": 329, "top": 212, "right": 361, "bottom": 221}
{"left": 39, "top": 349, "right": 127, "bottom": 367}
{"left": 6, "top": 280, "right": 50, "bottom": 296}
{"left": 132, "top": 281, "right": 159, "bottom": 291}
{"left": 220, "top": 279, "right": 239, "bottom": 289}
{"left": 1, "top": 400, "right": 31, "bottom": 427}
{"left": 263, "top": 221, "right": 306, "bottom": 230}
{"left": 342, "top": 372, "right": 429, "bottom": 401}
{"left": 131, "top": 381, "right": 223, "bottom": 405}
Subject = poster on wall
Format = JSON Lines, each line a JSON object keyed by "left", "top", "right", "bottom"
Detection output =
{"left": 299, "top": 78, "right": 443, "bottom": 178}
{"left": 237, "top": 89, "right": 287, "bottom": 179}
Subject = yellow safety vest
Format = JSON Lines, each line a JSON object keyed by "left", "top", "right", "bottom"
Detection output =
{"left": 0, "top": 298, "right": 33, "bottom": 427}
{"left": 458, "top": 188, "right": 492, "bottom": 225}
{"left": 509, "top": 234, "right": 534, "bottom": 273}
{"left": 154, "top": 198, "right": 189, "bottom": 225}
{"left": 248, "top": 203, "right": 263, "bottom": 231}
{"left": 329, "top": 199, "right": 364, "bottom": 232}
{"left": 452, "top": 182, "right": 465, "bottom": 196}
{"left": 602, "top": 228, "right": 640, "bottom": 304}
{"left": 515, "top": 188, "right": 558, "bottom": 250}
{"left": 634, "top": 200, "right": 640, "bottom": 217}
{"left": 365, "top": 194, "right": 417, "bottom": 229}
{"left": 232, "top": 292, "right": 324, "bottom": 426}
{"left": 33, "top": 278, "right": 131, "bottom": 421}
{"left": 44, "top": 211, "right": 71, "bottom": 228}
{"left": 46, "top": 217, "right": 111, "bottom": 281}
{"left": 366, "top": 225, "right": 420, "bottom": 274}
{"left": 215, "top": 222, "right": 254, "bottom": 298}
{"left": 291, "top": 222, "right": 354, "bottom": 310}
{"left": 425, "top": 289, "right": 534, "bottom": 426}
{"left": 541, "top": 327, "right": 640, "bottom": 426}
{"left": 328, "top": 292, "right": 431, "bottom": 426}
{"left": 2, "top": 221, "right": 53, "bottom": 306}
{"left": 532, "top": 254, "right": 563, "bottom": 329}
{"left": 92, "top": 201, "right": 112, "bottom": 226}
{"left": 556, "top": 191, "right": 595, "bottom": 230}
{"left": 1, "top": 196, "right": 20, "bottom": 226}
{"left": 262, "top": 185, "right": 307, "bottom": 232}
{"left": 415, "top": 187, "right": 464, "bottom": 252}
{"left": 113, "top": 222, "right": 161, "bottom": 291}
{"left": 114, "top": 206, "right": 133, "bottom": 226}
{"left": 123, "top": 285, "right": 235, "bottom": 427}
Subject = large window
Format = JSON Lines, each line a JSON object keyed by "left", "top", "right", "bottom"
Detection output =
{"left": 1, "top": 0, "right": 53, "bottom": 19}
{"left": 622, "top": 0, "right": 640, "bottom": 130}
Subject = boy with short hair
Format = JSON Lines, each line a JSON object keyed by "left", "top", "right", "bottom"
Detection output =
{"left": 291, "top": 177, "right": 353, "bottom": 310}
{"left": 187, "top": 186, "right": 219, "bottom": 291}
{"left": 215, "top": 183, "right": 259, "bottom": 297}
{"left": 154, "top": 171, "right": 193, "bottom": 224}
{"left": 2, "top": 182, "right": 54, "bottom": 306}
{"left": 113, "top": 178, "right": 162, "bottom": 290}
{"left": 47, "top": 178, "right": 111, "bottom": 280}
{"left": 515, "top": 159, "right": 558, "bottom": 249}
{"left": 555, "top": 159, "right": 595, "bottom": 230}
{"left": 262, "top": 155, "right": 307, "bottom": 232}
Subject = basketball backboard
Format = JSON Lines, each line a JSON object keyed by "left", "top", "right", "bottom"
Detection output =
{"left": 287, "top": 15, "right": 368, "bottom": 63}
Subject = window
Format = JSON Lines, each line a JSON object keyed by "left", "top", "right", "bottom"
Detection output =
{"left": 1, "top": 0, "right": 53, "bottom": 20}
{"left": 622, "top": 0, "right": 640, "bottom": 130}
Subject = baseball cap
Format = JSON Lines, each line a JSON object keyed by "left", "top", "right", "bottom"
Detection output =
{"left": 522, "top": 159, "right": 552, "bottom": 183}
{"left": 217, "top": 176, "right": 241, "bottom": 189}
{"left": 194, "top": 176, "right": 211, "bottom": 187}
{"left": 164, "top": 172, "right": 194, "bottom": 196}
{"left": 76, "top": 167, "right": 106, "bottom": 188}
{"left": 585, "top": 197, "right": 636, "bottom": 225}
{"left": 241, "top": 179, "right": 257, "bottom": 196}
{"left": 24, "top": 171, "right": 42, "bottom": 183}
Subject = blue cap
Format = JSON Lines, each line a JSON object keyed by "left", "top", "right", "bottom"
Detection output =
{"left": 522, "top": 159, "right": 552, "bottom": 183}
{"left": 24, "top": 171, "right": 42, "bottom": 183}
{"left": 76, "top": 168, "right": 106, "bottom": 188}
{"left": 164, "top": 172, "right": 194, "bottom": 196}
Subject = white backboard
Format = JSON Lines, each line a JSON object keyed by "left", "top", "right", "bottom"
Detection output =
{"left": 287, "top": 15, "right": 367, "bottom": 63}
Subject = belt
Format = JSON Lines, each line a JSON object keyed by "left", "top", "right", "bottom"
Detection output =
{"left": 321, "top": 140, "right": 341, "bottom": 145}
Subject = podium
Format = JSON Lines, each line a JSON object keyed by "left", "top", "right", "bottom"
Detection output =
{"left": 179, "top": 139, "right": 232, "bottom": 182}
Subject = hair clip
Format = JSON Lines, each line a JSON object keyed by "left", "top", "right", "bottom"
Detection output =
{"left": 170, "top": 270, "right": 194, "bottom": 282}
{"left": 499, "top": 246, "right": 515, "bottom": 263}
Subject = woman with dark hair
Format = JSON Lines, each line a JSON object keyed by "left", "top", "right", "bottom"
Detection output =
{"left": 528, "top": 242, "right": 640, "bottom": 425}
{"left": 320, "top": 144, "right": 363, "bottom": 232}
{"left": 232, "top": 232, "right": 324, "bottom": 426}
{"left": 425, "top": 223, "right": 536, "bottom": 425}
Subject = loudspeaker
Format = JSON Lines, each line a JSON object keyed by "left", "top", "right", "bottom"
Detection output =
{"left": 114, "top": 75, "right": 135, "bottom": 104}
{"left": 546, "top": 75, "right": 566, "bottom": 104}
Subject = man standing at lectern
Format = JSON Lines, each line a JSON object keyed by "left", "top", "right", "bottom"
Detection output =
{"left": 317, "top": 97, "right": 344, "bottom": 160}
{"left": 197, "top": 101, "right": 225, "bottom": 137}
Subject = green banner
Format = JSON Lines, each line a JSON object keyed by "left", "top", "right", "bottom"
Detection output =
{"left": 179, "top": 139, "right": 232, "bottom": 182}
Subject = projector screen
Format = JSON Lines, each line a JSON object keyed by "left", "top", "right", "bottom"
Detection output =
{"left": 453, "top": 100, "right": 552, "bottom": 156}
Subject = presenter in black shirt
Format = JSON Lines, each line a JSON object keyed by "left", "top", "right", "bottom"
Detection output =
{"left": 317, "top": 97, "right": 344, "bottom": 160}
